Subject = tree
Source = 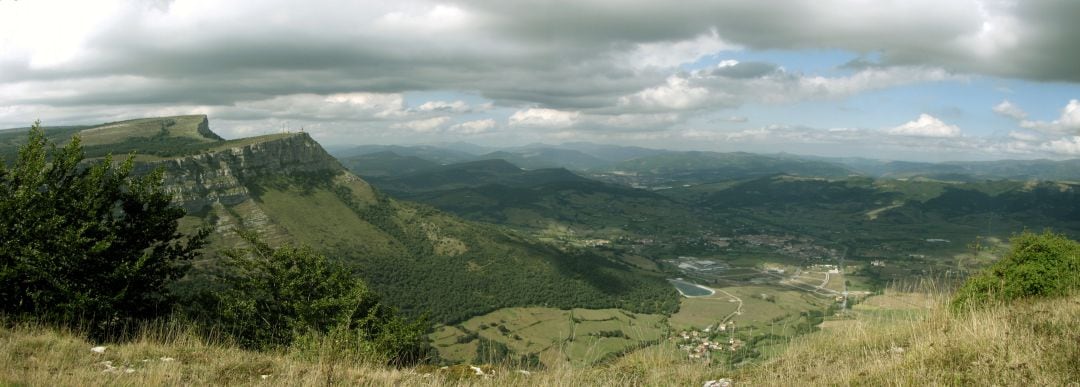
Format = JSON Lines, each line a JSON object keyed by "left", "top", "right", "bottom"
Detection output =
{"left": 202, "top": 231, "right": 431, "bottom": 365}
{"left": 0, "top": 121, "right": 208, "bottom": 332}
{"left": 952, "top": 230, "right": 1080, "bottom": 310}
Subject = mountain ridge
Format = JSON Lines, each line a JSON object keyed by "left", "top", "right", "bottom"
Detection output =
{"left": 46, "top": 115, "right": 678, "bottom": 324}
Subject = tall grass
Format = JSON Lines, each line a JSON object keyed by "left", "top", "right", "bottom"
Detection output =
{"left": 732, "top": 293, "right": 1079, "bottom": 385}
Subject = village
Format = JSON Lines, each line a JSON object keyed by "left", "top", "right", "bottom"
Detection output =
{"left": 672, "top": 322, "right": 745, "bottom": 360}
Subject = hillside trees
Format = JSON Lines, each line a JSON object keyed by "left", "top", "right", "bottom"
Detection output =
{"left": 196, "top": 231, "right": 431, "bottom": 365}
{"left": 0, "top": 121, "right": 208, "bottom": 331}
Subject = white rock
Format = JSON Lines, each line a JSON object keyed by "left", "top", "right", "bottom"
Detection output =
{"left": 260, "top": 374, "right": 271, "bottom": 380}
{"left": 704, "top": 378, "right": 734, "bottom": 387}
{"left": 100, "top": 362, "right": 118, "bottom": 374}
{"left": 160, "top": 357, "right": 176, "bottom": 362}
{"left": 90, "top": 346, "right": 107, "bottom": 354}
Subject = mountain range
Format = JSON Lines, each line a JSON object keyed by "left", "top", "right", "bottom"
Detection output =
{"left": 330, "top": 142, "right": 1080, "bottom": 183}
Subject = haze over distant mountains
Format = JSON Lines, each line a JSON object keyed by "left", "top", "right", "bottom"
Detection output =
{"left": 329, "top": 141, "right": 1080, "bottom": 182}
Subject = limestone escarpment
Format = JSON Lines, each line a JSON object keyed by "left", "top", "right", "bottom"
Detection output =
{"left": 135, "top": 133, "right": 343, "bottom": 213}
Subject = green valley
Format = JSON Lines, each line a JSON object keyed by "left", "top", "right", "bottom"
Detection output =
{"left": 5, "top": 114, "right": 1080, "bottom": 377}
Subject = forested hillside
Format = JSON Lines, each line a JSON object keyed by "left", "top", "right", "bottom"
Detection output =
{"left": 2, "top": 117, "right": 679, "bottom": 325}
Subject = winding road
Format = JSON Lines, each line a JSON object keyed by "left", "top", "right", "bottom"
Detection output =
{"left": 711, "top": 287, "right": 744, "bottom": 323}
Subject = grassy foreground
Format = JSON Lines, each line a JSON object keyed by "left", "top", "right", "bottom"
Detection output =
{"left": 2, "top": 293, "right": 1077, "bottom": 386}
{"left": 734, "top": 293, "right": 1078, "bottom": 385}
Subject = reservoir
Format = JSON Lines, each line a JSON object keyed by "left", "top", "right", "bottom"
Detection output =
{"left": 669, "top": 279, "right": 715, "bottom": 297}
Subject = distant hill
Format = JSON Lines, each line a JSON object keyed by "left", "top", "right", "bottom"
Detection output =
{"left": 915, "top": 181, "right": 1080, "bottom": 222}
{"left": 357, "top": 158, "right": 718, "bottom": 242}
{"left": 497, "top": 142, "right": 672, "bottom": 165}
{"left": 369, "top": 158, "right": 590, "bottom": 192}
{"left": 328, "top": 144, "right": 477, "bottom": 164}
{"left": 429, "top": 141, "right": 495, "bottom": 155}
{"left": 328, "top": 142, "right": 668, "bottom": 172}
{"left": 20, "top": 116, "right": 678, "bottom": 324}
{"left": 479, "top": 148, "right": 610, "bottom": 170}
{"left": 337, "top": 151, "right": 441, "bottom": 178}
{"left": 665, "top": 175, "right": 1080, "bottom": 258}
{"left": 596, "top": 151, "right": 855, "bottom": 187}
{"left": 551, "top": 142, "right": 672, "bottom": 163}
{"left": 320, "top": 142, "right": 1080, "bottom": 184}
{"left": 829, "top": 157, "right": 1080, "bottom": 181}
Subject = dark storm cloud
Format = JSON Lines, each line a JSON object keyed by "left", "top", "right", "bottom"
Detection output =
{"left": 461, "top": 0, "right": 1080, "bottom": 82}
{"left": 4, "top": 0, "right": 1079, "bottom": 114}
{"left": 1, "top": 0, "right": 1078, "bottom": 157}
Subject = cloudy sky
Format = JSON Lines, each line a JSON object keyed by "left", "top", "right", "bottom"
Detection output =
{"left": 2, "top": 0, "right": 1080, "bottom": 161}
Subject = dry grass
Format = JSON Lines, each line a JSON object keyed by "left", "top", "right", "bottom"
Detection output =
{"left": 733, "top": 293, "right": 1080, "bottom": 385}
{"left": 2, "top": 293, "right": 1076, "bottom": 386}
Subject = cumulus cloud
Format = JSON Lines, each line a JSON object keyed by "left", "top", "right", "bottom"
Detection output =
{"left": 623, "top": 28, "right": 737, "bottom": 70}
{"left": 615, "top": 65, "right": 956, "bottom": 113}
{"left": 1040, "top": 136, "right": 1080, "bottom": 155}
{"left": 390, "top": 116, "right": 451, "bottom": 133}
{"left": 993, "top": 100, "right": 1028, "bottom": 120}
{"left": 672, "top": 122, "right": 1063, "bottom": 161}
{"left": 1020, "top": 99, "right": 1080, "bottom": 134}
{"left": 448, "top": 119, "right": 496, "bottom": 134}
{"left": 415, "top": 100, "right": 470, "bottom": 113}
{"left": 1007, "top": 130, "right": 1041, "bottom": 142}
{"left": 508, "top": 108, "right": 580, "bottom": 128}
{"left": 618, "top": 75, "right": 711, "bottom": 110}
{"left": 217, "top": 93, "right": 406, "bottom": 122}
{"left": 590, "top": 113, "right": 682, "bottom": 131}
{"left": 886, "top": 114, "right": 962, "bottom": 138}
{"left": 790, "top": 67, "right": 956, "bottom": 101}
{"left": 373, "top": 4, "right": 472, "bottom": 34}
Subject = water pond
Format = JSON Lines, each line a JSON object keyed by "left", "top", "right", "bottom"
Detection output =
{"left": 668, "top": 279, "right": 715, "bottom": 297}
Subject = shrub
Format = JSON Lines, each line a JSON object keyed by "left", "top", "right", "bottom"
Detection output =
{"left": 200, "top": 231, "right": 431, "bottom": 365}
{"left": 952, "top": 231, "right": 1080, "bottom": 310}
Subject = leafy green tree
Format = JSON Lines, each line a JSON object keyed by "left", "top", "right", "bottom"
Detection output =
{"left": 952, "top": 230, "right": 1080, "bottom": 310}
{"left": 0, "top": 121, "right": 208, "bottom": 331}
{"left": 203, "top": 231, "right": 431, "bottom": 365}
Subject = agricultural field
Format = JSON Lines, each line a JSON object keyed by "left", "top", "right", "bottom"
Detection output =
{"left": 668, "top": 291, "right": 740, "bottom": 329}
{"left": 429, "top": 307, "right": 667, "bottom": 367}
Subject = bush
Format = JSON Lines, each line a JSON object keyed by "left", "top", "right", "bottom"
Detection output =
{"left": 952, "top": 231, "right": 1080, "bottom": 310}
{"left": 199, "top": 231, "right": 431, "bottom": 365}
{"left": 0, "top": 121, "right": 208, "bottom": 335}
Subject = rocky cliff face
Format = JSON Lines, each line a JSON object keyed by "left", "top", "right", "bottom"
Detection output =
{"left": 136, "top": 133, "right": 343, "bottom": 213}
{"left": 193, "top": 116, "right": 224, "bottom": 141}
